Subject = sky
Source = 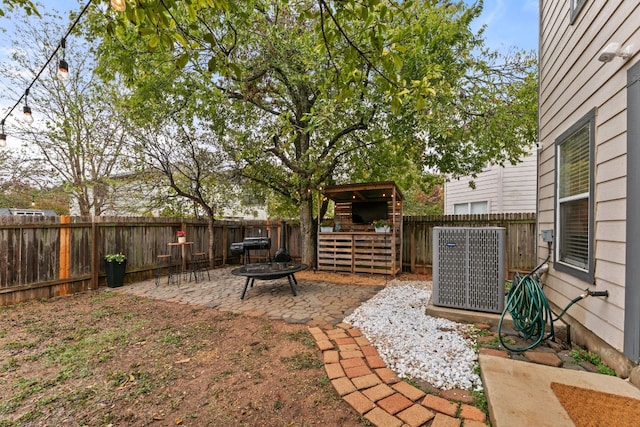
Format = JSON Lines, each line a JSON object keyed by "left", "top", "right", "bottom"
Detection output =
{"left": 0, "top": 0, "right": 539, "bottom": 147}
{"left": 469, "top": 0, "right": 539, "bottom": 53}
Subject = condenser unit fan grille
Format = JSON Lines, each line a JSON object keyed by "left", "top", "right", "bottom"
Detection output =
{"left": 433, "top": 227, "right": 505, "bottom": 313}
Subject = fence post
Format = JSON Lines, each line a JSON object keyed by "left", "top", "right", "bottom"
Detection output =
{"left": 59, "top": 215, "right": 71, "bottom": 295}
{"left": 91, "top": 220, "right": 99, "bottom": 290}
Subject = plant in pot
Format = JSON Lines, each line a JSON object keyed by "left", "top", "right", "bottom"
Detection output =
{"left": 176, "top": 230, "right": 186, "bottom": 243}
{"left": 373, "top": 219, "right": 391, "bottom": 232}
{"left": 105, "top": 253, "right": 127, "bottom": 288}
{"left": 320, "top": 219, "right": 333, "bottom": 232}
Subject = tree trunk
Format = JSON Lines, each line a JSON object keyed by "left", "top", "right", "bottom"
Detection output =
{"left": 299, "top": 191, "right": 316, "bottom": 268}
{"left": 207, "top": 213, "right": 215, "bottom": 269}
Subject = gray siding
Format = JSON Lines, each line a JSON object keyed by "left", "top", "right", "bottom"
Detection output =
{"left": 539, "top": 0, "right": 640, "bottom": 352}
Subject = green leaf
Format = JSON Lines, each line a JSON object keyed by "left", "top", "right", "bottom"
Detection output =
{"left": 148, "top": 35, "right": 160, "bottom": 49}
{"left": 176, "top": 53, "right": 190, "bottom": 69}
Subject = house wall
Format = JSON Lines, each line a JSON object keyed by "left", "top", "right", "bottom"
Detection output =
{"left": 444, "top": 150, "right": 537, "bottom": 214}
{"left": 538, "top": 0, "right": 640, "bottom": 353}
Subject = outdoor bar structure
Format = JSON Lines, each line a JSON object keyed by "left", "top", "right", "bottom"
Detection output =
{"left": 317, "top": 181, "right": 403, "bottom": 276}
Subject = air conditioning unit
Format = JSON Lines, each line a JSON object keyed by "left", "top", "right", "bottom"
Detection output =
{"left": 433, "top": 227, "right": 505, "bottom": 314}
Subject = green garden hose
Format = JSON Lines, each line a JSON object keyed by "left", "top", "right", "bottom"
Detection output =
{"left": 497, "top": 250, "right": 608, "bottom": 353}
{"left": 498, "top": 269, "right": 554, "bottom": 352}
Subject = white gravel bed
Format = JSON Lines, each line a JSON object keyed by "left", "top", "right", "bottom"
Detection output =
{"left": 344, "top": 280, "right": 483, "bottom": 391}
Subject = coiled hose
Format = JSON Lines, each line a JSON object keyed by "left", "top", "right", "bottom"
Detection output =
{"left": 498, "top": 259, "right": 553, "bottom": 352}
{"left": 497, "top": 247, "right": 608, "bottom": 353}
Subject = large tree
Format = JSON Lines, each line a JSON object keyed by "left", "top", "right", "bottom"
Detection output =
{"left": 92, "top": 0, "right": 536, "bottom": 266}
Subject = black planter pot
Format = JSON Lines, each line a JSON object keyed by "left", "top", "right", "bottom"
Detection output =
{"left": 105, "top": 260, "right": 127, "bottom": 288}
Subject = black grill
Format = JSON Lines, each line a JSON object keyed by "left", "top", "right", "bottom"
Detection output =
{"left": 230, "top": 237, "right": 271, "bottom": 263}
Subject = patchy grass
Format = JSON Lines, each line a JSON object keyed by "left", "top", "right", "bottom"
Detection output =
{"left": 281, "top": 352, "right": 324, "bottom": 370}
{"left": 0, "top": 292, "right": 363, "bottom": 427}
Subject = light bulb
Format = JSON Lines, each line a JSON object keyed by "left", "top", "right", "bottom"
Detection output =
{"left": 23, "top": 106, "right": 34, "bottom": 124}
{"left": 111, "top": 0, "right": 126, "bottom": 11}
{"left": 0, "top": 133, "right": 6, "bottom": 147}
{"left": 58, "top": 59, "right": 69, "bottom": 81}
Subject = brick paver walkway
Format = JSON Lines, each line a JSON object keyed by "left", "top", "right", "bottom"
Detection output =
{"left": 310, "top": 324, "right": 487, "bottom": 427}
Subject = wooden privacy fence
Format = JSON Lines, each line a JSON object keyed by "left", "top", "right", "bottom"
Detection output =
{"left": 0, "top": 216, "right": 279, "bottom": 306}
{"left": 402, "top": 213, "right": 537, "bottom": 278}
{"left": 0, "top": 213, "right": 535, "bottom": 306}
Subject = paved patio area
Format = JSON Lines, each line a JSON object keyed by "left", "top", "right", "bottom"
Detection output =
{"left": 113, "top": 266, "right": 386, "bottom": 327}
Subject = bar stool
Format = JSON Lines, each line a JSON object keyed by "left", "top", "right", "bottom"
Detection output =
{"left": 190, "top": 252, "right": 210, "bottom": 282}
{"left": 155, "top": 254, "right": 172, "bottom": 286}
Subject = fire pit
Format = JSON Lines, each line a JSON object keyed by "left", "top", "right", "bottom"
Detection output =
{"left": 231, "top": 262, "right": 308, "bottom": 299}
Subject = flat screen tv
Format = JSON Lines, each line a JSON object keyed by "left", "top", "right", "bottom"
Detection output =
{"left": 351, "top": 201, "right": 388, "bottom": 224}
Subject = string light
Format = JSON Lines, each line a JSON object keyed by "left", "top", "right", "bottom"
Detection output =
{"left": 58, "top": 38, "right": 69, "bottom": 81}
{"left": 23, "top": 89, "right": 34, "bottom": 124}
{"left": 0, "top": 0, "right": 94, "bottom": 146}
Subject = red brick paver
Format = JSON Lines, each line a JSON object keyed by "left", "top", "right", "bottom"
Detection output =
{"left": 344, "top": 364, "right": 373, "bottom": 378}
{"left": 341, "top": 357, "right": 366, "bottom": 368}
{"left": 377, "top": 393, "right": 414, "bottom": 414}
{"left": 478, "top": 347, "right": 509, "bottom": 358}
{"left": 331, "top": 377, "right": 356, "bottom": 396}
{"left": 459, "top": 404, "right": 487, "bottom": 422}
{"left": 352, "top": 373, "right": 382, "bottom": 389}
{"left": 362, "top": 383, "right": 396, "bottom": 402}
{"left": 431, "top": 413, "right": 461, "bottom": 427}
{"left": 422, "top": 394, "right": 459, "bottom": 417}
{"left": 392, "top": 381, "right": 426, "bottom": 401}
{"left": 397, "top": 404, "right": 435, "bottom": 427}
{"left": 343, "top": 391, "right": 375, "bottom": 414}
{"left": 375, "top": 367, "right": 401, "bottom": 384}
{"left": 366, "top": 355, "right": 387, "bottom": 369}
{"left": 323, "top": 350, "right": 339, "bottom": 364}
{"left": 524, "top": 350, "right": 563, "bottom": 367}
{"left": 325, "top": 363, "right": 345, "bottom": 379}
{"left": 364, "top": 407, "right": 404, "bottom": 427}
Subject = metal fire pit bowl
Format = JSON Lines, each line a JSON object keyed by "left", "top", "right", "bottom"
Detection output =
{"left": 231, "top": 262, "right": 308, "bottom": 299}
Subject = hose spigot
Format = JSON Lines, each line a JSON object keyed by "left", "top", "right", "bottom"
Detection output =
{"left": 583, "top": 288, "right": 609, "bottom": 298}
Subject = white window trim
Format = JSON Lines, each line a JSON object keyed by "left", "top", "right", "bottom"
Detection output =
{"left": 453, "top": 201, "right": 489, "bottom": 215}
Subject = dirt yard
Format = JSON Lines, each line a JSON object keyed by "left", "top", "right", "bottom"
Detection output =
{"left": 0, "top": 271, "right": 424, "bottom": 427}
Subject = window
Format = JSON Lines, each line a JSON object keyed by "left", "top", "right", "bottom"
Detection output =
{"left": 555, "top": 108, "right": 595, "bottom": 282}
{"left": 570, "top": 0, "right": 586, "bottom": 24}
{"left": 454, "top": 201, "right": 488, "bottom": 214}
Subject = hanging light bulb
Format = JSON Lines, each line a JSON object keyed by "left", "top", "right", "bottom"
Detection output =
{"left": 111, "top": 0, "right": 126, "bottom": 12}
{"left": 58, "top": 38, "right": 69, "bottom": 81}
{"left": 23, "top": 89, "right": 34, "bottom": 124}
{"left": 23, "top": 106, "right": 34, "bottom": 124}
{"left": 58, "top": 59, "right": 69, "bottom": 80}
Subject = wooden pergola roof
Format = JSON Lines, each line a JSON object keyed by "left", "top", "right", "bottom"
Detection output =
{"left": 321, "top": 181, "right": 403, "bottom": 203}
